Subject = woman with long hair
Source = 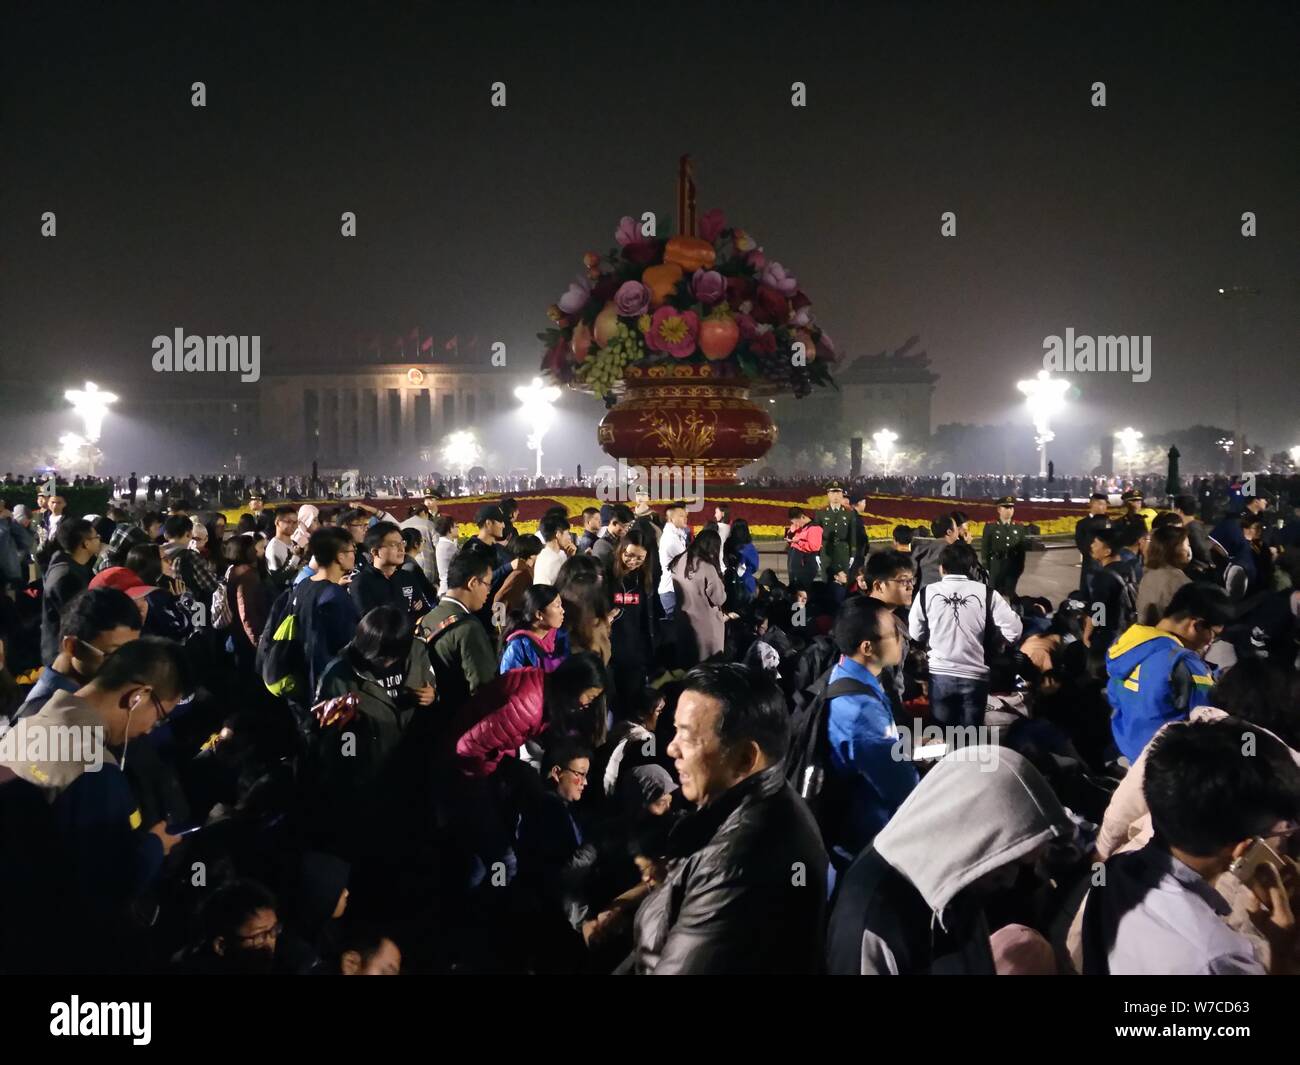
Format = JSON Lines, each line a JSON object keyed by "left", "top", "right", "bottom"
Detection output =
{"left": 554, "top": 553, "right": 613, "bottom": 665}
{"left": 222, "top": 533, "right": 273, "bottom": 667}
{"left": 1136, "top": 524, "right": 1191, "bottom": 625}
{"left": 493, "top": 534, "right": 544, "bottom": 618}
{"left": 499, "top": 584, "right": 570, "bottom": 672}
{"left": 669, "top": 527, "right": 734, "bottom": 666}
{"left": 123, "top": 542, "right": 193, "bottom": 641}
{"left": 607, "top": 527, "right": 657, "bottom": 700}
{"left": 543, "top": 651, "right": 608, "bottom": 750}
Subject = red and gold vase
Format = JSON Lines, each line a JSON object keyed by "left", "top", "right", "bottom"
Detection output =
{"left": 596, "top": 363, "right": 778, "bottom": 481}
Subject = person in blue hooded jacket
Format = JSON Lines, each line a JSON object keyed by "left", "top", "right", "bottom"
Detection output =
{"left": 1106, "top": 583, "right": 1231, "bottom": 763}
{"left": 824, "top": 596, "right": 918, "bottom": 875}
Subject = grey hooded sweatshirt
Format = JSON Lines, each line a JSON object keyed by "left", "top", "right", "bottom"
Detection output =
{"left": 827, "top": 746, "right": 1071, "bottom": 974}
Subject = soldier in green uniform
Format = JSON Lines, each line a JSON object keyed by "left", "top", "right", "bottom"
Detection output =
{"left": 981, "top": 495, "right": 1028, "bottom": 597}
{"left": 816, "top": 481, "right": 861, "bottom": 581}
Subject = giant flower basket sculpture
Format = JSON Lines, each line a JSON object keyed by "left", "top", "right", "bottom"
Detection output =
{"left": 538, "top": 157, "right": 839, "bottom": 480}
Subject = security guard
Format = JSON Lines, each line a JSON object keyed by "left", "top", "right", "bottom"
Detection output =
{"left": 981, "top": 495, "right": 1028, "bottom": 597}
{"left": 816, "top": 481, "right": 861, "bottom": 580}
{"left": 1121, "top": 489, "right": 1158, "bottom": 529}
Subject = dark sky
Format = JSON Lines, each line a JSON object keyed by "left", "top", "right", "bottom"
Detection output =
{"left": 3, "top": 0, "right": 1297, "bottom": 455}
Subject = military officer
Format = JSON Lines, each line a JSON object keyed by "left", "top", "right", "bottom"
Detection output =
{"left": 816, "top": 481, "right": 860, "bottom": 580}
{"left": 1121, "top": 488, "right": 1158, "bottom": 529}
{"left": 981, "top": 495, "right": 1028, "bottom": 597}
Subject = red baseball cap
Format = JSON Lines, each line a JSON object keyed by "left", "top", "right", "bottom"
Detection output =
{"left": 88, "top": 566, "right": 156, "bottom": 600}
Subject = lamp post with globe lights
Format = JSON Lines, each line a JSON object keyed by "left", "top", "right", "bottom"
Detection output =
{"left": 64, "top": 381, "right": 117, "bottom": 475}
{"left": 1115, "top": 426, "right": 1144, "bottom": 483}
{"left": 1016, "top": 370, "right": 1069, "bottom": 479}
{"left": 441, "top": 430, "right": 482, "bottom": 492}
{"left": 514, "top": 376, "right": 562, "bottom": 478}
{"left": 871, "top": 428, "right": 898, "bottom": 476}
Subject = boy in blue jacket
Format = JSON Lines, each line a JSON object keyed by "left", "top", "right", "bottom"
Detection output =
{"left": 1106, "top": 583, "right": 1231, "bottom": 763}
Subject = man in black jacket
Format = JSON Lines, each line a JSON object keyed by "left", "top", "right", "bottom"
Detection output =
{"left": 628, "top": 663, "right": 828, "bottom": 974}
{"left": 40, "top": 520, "right": 100, "bottom": 665}
{"left": 1074, "top": 493, "right": 1112, "bottom": 595}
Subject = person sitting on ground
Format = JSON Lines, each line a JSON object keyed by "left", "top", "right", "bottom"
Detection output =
{"left": 826, "top": 747, "right": 1072, "bottom": 975}
{"left": 1079, "top": 718, "right": 1300, "bottom": 975}
{"left": 1136, "top": 524, "right": 1192, "bottom": 626}
{"left": 1106, "top": 582, "right": 1231, "bottom": 763}
{"left": 628, "top": 663, "right": 828, "bottom": 974}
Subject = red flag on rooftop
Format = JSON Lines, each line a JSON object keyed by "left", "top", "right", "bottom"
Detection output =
{"left": 420, "top": 335, "right": 434, "bottom": 353}
{"left": 444, "top": 335, "right": 459, "bottom": 353}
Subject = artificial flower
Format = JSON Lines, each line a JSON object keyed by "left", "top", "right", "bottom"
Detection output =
{"left": 558, "top": 276, "right": 592, "bottom": 316}
{"left": 760, "top": 261, "right": 798, "bottom": 296}
{"left": 698, "top": 208, "right": 726, "bottom": 243}
{"left": 614, "top": 280, "right": 652, "bottom": 317}
{"left": 645, "top": 306, "right": 699, "bottom": 359}
{"left": 689, "top": 269, "right": 726, "bottom": 306}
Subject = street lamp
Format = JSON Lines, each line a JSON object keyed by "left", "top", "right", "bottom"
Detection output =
{"left": 872, "top": 428, "right": 898, "bottom": 475}
{"left": 64, "top": 381, "right": 117, "bottom": 474}
{"left": 1218, "top": 285, "right": 1259, "bottom": 480}
{"left": 65, "top": 381, "right": 117, "bottom": 443}
{"left": 441, "top": 430, "right": 482, "bottom": 487}
{"left": 1115, "top": 426, "right": 1143, "bottom": 483}
{"left": 1016, "top": 370, "right": 1069, "bottom": 478}
{"left": 514, "top": 376, "right": 562, "bottom": 478}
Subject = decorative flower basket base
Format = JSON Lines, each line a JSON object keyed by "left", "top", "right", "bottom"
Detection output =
{"left": 596, "top": 363, "right": 777, "bottom": 481}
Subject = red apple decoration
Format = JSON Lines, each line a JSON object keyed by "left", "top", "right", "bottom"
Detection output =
{"left": 699, "top": 315, "right": 740, "bottom": 360}
{"left": 593, "top": 302, "right": 621, "bottom": 348}
{"left": 572, "top": 321, "right": 595, "bottom": 363}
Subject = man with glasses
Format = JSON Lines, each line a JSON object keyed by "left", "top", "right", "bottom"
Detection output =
{"left": 862, "top": 550, "right": 918, "bottom": 721}
{"left": 266, "top": 505, "right": 303, "bottom": 575}
{"left": 40, "top": 519, "right": 101, "bottom": 666}
{"left": 1, "top": 637, "right": 193, "bottom": 960}
{"left": 350, "top": 521, "right": 433, "bottom": 623}
{"left": 176, "top": 879, "right": 282, "bottom": 975}
{"left": 13, "top": 587, "right": 142, "bottom": 720}
{"left": 1106, "top": 583, "right": 1231, "bottom": 764}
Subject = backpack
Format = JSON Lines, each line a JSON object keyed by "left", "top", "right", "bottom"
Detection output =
{"left": 785, "top": 665, "right": 875, "bottom": 843}
{"left": 209, "top": 565, "right": 234, "bottom": 631}
{"left": 256, "top": 583, "right": 311, "bottom": 699}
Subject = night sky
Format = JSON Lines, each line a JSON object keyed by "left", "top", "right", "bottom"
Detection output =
{"left": 2, "top": 0, "right": 1297, "bottom": 465}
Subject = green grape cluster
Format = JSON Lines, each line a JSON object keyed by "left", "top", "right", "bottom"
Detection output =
{"left": 575, "top": 322, "right": 645, "bottom": 398}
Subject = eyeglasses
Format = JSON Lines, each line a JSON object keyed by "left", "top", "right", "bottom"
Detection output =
{"left": 235, "top": 921, "right": 282, "bottom": 945}
{"left": 887, "top": 578, "right": 915, "bottom": 588}
{"left": 562, "top": 765, "right": 588, "bottom": 781}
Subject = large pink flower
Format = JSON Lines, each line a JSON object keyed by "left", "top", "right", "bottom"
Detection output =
{"left": 645, "top": 306, "right": 699, "bottom": 359}
{"left": 614, "top": 216, "right": 640, "bottom": 247}
{"left": 698, "top": 208, "right": 726, "bottom": 244}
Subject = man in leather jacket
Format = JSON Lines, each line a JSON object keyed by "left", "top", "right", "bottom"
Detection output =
{"left": 626, "top": 663, "right": 828, "bottom": 974}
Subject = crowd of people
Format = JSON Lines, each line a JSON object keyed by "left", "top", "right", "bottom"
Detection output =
{"left": 1, "top": 472, "right": 1298, "bottom": 976}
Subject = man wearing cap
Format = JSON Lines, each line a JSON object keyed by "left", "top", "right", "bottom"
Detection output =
{"left": 816, "top": 482, "right": 860, "bottom": 583}
{"left": 473, "top": 504, "right": 512, "bottom": 571}
{"left": 1074, "top": 493, "right": 1113, "bottom": 593}
{"left": 981, "top": 496, "right": 1028, "bottom": 598}
{"left": 1121, "top": 489, "right": 1158, "bottom": 529}
{"left": 0, "top": 497, "right": 36, "bottom": 593}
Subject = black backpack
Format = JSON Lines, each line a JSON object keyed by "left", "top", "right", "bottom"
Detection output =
{"left": 256, "top": 583, "right": 312, "bottom": 699}
{"left": 785, "top": 665, "right": 875, "bottom": 844}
